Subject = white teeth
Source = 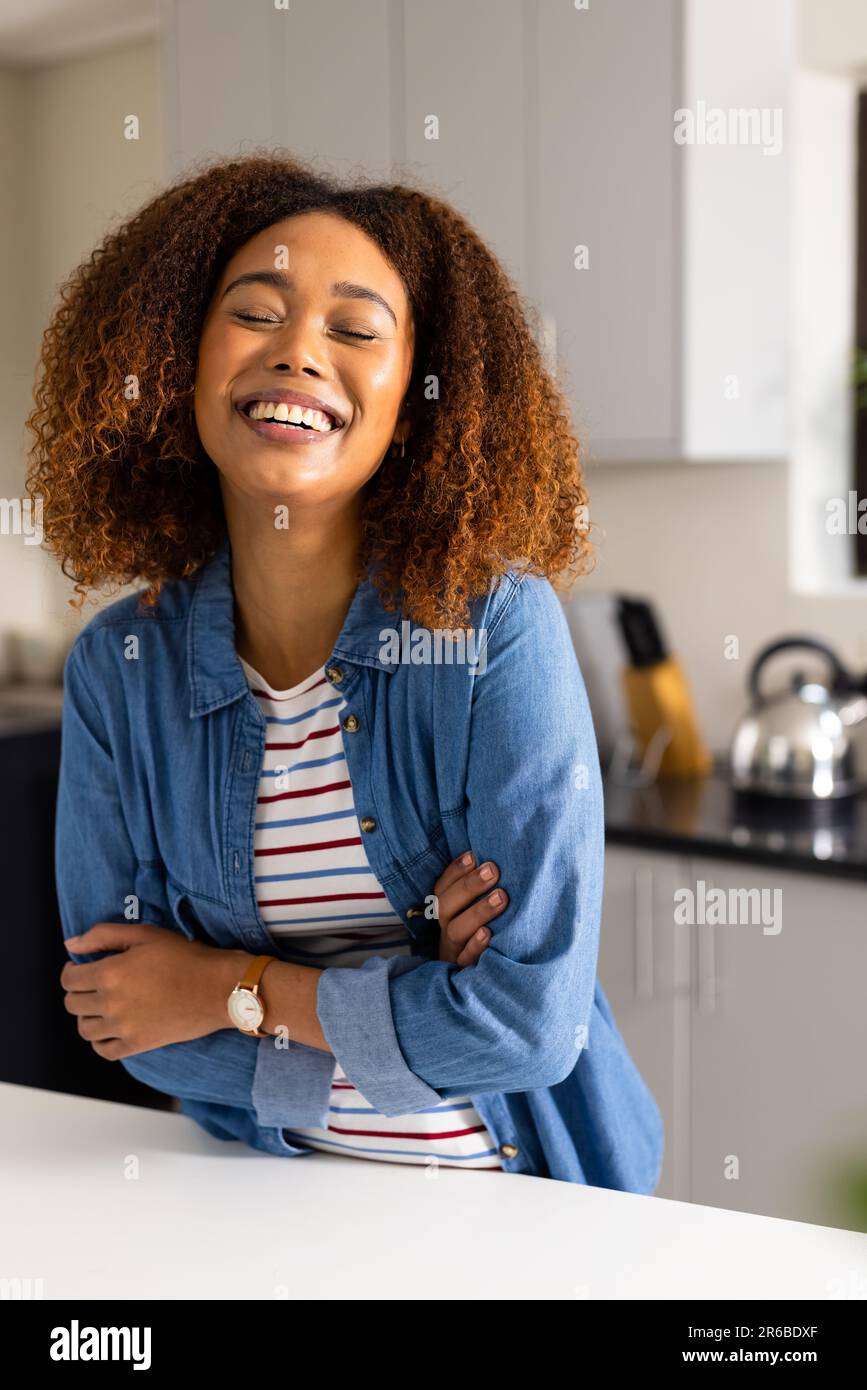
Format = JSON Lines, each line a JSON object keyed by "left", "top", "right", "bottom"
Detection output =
{"left": 246, "top": 400, "right": 335, "bottom": 432}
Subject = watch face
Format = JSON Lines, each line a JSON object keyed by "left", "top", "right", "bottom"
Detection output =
{"left": 228, "top": 988, "right": 264, "bottom": 1031}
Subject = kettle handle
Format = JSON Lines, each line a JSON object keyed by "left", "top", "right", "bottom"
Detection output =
{"left": 748, "top": 637, "right": 855, "bottom": 703}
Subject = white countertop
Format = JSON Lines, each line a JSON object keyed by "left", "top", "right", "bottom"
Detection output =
{"left": 3, "top": 1081, "right": 866, "bottom": 1300}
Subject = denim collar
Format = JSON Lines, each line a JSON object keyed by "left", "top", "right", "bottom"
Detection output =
{"left": 186, "top": 536, "right": 402, "bottom": 717}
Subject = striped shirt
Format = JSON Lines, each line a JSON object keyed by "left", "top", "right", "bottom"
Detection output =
{"left": 241, "top": 655, "right": 503, "bottom": 1170}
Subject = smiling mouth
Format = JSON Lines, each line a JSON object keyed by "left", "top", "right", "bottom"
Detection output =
{"left": 238, "top": 400, "right": 342, "bottom": 433}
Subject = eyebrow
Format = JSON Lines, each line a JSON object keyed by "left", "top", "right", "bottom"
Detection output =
{"left": 220, "top": 270, "right": 398, "bottom": 328}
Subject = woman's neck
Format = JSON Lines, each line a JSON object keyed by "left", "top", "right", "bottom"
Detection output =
{"left": 225, "top": 503, "right": 364, "bottom": 691}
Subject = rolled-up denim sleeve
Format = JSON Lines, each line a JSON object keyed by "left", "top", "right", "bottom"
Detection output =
{"left": 249, "top": 1035, "right": 335, "bottom": 1127}
{"left": 316, "top": 574, "right": 604, "bottom": 1116}
{"left": 315, "top": 955, "right": 441, "bottom": 1114}
{"left": 56, "top": 638, "right": 335, "bottom": 1130}
{"left": 122, "top": 1030, "right": 335, "bottom": 1128}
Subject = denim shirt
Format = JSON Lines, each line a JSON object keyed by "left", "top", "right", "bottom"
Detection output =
{"left": 55, "top": 536, "right": 663, "bottom": 1191}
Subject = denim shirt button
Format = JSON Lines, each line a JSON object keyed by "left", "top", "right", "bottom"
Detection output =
{"left": 325, "top": 665, "right": 345, "bottom": 683}
{"left": 343, "top": 714, "right": 360, "bottom": 731}
{"left": 359, "top": 816, "right": 376, "bottom": 832}
{"left": 500, "top": 1143, "right": 519, "bottom": 1160}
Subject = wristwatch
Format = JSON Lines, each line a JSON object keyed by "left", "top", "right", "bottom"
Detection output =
{"left": 227, "top": 954, "right": 277, "bottom": 1036}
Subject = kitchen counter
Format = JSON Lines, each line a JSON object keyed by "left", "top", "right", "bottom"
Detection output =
{"left": 603, "top": 761, "right": 867, "bottom": 881}
{"left": 2, "top": 1081, "right": 866, "bottom": 1299}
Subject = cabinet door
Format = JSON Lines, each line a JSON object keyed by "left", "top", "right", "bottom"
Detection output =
{"left": 536, "top": 1, "right": 680, "bottom": 458}
{"left": 679, "top": 0, "right": 792, "bottom": 460}
{"left": 688, "top": 857, "right": 867, "bottom": 1231}
{"left": 598, "top": 845, "right": 691, "bottom": 1199}
{"left": 535, "top": 0, "right": 790, "bottom": 461}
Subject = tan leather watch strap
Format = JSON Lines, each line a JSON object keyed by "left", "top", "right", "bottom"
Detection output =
{"left": 233, "top": 954, "right": 277, "bottom": 1037}
{"left": 239, "top": 954, "right": 277, "bottom": 992}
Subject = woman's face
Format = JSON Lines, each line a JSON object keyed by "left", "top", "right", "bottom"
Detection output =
{"left": 194, "top": 210, "right": 415, "bottom": 514}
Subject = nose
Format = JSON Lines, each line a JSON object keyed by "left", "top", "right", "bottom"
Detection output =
{"left": 261, "top": 313, "right": 328, "bottom": 376}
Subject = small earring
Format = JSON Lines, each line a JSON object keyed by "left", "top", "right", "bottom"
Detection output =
{"left": 392, "top": 438, "right": 405, "bottom": 459}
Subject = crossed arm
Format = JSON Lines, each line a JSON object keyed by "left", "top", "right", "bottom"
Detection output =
{"left": 60, "top": 845, "right": 504, "bottom": 1075}
{"left": 57, "top": 577, "right": 600, "bottom": 1127}
{"left": 61, "top": 923, "right": 328, "bottom": 1060}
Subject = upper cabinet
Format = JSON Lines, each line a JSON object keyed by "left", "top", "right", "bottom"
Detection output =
{"left": 535, "top": 0, "right": 793, "bottom": 462}
{"left": 164, "top": 0, "right": 794, "bottom": 465}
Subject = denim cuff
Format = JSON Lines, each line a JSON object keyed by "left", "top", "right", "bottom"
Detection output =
{"left": 315, "top": 954, "right": 443, "bottom": 1116}
{"left": 252, "top": 1035, "right": 337, "bottom": 1128}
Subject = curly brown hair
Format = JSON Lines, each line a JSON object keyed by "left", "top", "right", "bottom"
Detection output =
{"left": 25, "top": 148, "right": 595, "bottom": 630}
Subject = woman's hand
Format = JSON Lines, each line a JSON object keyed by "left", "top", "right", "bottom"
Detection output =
{"left": 60, "top": 922, "right": 247, "bottom": 1061}
{"left": 435, "top": 851, "right": 509, "bottom": 967}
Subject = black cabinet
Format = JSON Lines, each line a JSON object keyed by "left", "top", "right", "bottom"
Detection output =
{"left": 1, "top": 722, "right": 171, "bottom": 1111}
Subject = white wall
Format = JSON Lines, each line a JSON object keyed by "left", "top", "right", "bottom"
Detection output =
{"left": 572, "top": 455, "right": 867, "bottom": 757}
{"left": 0, "top": 62, "right": 43, "bottom": 653}
{"left": 798, "top": 0, "right": 867, "bottom": 71}
{"left": 0, "top": 37, "right": 164, "bottom": 656}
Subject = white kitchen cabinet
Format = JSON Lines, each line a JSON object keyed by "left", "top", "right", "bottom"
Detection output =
{"left": 687, "top": 855, "right": 867, "bottom": 1231}
{"left": 535, "top": 0, "right": 680, "bottom": 460}
{"left": 535, "top": 0, "right": 792, "bottom": 461}
{"left": 597, "top": 844, "right": 691, "bottom": 1200}
{"left": 165, "top": 1, "right": 792, "bottom": 465}
{"left": 601, "top": 843, "right": 867, "bottom": 1229}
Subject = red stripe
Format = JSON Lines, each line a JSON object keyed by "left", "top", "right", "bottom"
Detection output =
{"left": 265, "top": 725, "right": 341, "bottom": 750}
{"left": 255, "top": 836, "right": 362, "bottom": 857}
{"left": 258, "top": 891, "right": 388, "bottom": 906}
{"left": 258, "top": 779, "right": 351, "bottom": 804}
{"left": 327, "top": 1123, "right": 490, "bottom": 1140}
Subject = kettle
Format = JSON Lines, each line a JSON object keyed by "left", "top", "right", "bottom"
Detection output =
{"left": 730, "top": 637, "right": 867, "bottom": 799}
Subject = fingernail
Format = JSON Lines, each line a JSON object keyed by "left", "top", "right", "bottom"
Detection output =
{"left": 480, "top": 863, "right": 494, "bottom": 880}
{"left": 488, "top": 891, "right": 502, "bottom": 905}
{"left": 461, "top": 852, "right": 474, "bottom": 866}
{"left": 476, "top": 928, "right": 488, "bottom": 941}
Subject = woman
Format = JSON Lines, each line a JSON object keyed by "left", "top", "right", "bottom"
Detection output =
{"left": 28, "top": 150, "right": 663, "bottom": 1187}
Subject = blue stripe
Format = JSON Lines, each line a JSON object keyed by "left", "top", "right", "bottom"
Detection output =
{"left": 255, "top": 865, "right": 380, "bottom": 883}
{"left": 263, "top": 696, "right": 344, "bottom": 724}
{"left": 329, "top": 1099, "right": 482, "bottom": 1116}
{"left": 281, "top": 1135, "right": 501, "bottom": 1162}
{"left": 261, "top": 751, "right": 345, "bottom": 777}
{"left": 255, "top": 808, "right": 357, "bottom": 831}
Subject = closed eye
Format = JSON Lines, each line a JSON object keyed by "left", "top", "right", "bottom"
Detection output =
{"left": 231, "top": 312, "right": 376, "bottom": 342}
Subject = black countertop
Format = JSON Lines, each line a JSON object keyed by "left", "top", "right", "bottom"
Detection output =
{"left": 603, "top": 758, "right": 867, "bottom": 881}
